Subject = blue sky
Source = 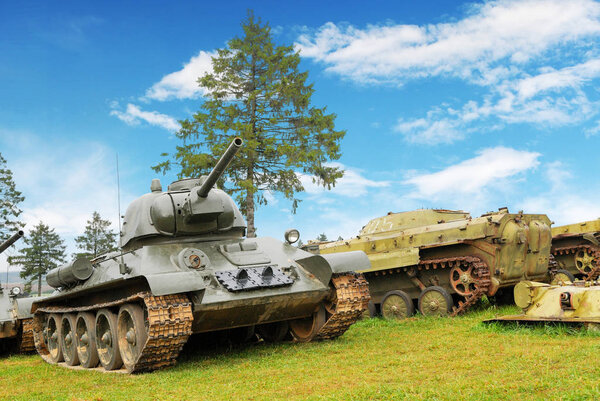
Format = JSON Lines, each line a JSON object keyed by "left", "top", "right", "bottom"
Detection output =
{"left": 1, "top": 0, "right": 600, "bottom": 270}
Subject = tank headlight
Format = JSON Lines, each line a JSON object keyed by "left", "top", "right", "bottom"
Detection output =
{"left": 284, "top": 229, "right": 300, "bottom": 244}
{"left": 10, "top": 287, "right": 21, "bottom": 296}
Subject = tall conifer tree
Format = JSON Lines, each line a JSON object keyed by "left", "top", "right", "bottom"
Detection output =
{"left": 0, "top": 153, "right": 25, "bottom": 241}
{"left": 153, "top": 11, "right": 345, "bottom": 237}
{"left": 74, "top": 211, "right": 117, "bottom": 259}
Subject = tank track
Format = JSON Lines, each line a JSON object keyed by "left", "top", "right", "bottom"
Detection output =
{"left": 33, "top": 292, "right": 193, "bottom": 373}
{"left": 552, "top": 244, "right": 600, "bottom": 281}
{"left": 419, "top": 256, "right": 491, "bottom": 317}
{"left": 19, "top": 318, "right": 35, "bottom": 353}
{"left": 315, "top": 273, "right": 370, "bottom": 340}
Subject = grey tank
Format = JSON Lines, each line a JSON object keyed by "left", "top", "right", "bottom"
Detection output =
{"left": 0, "top": 230, "right": 37, "bottom": 352}
{"left": 32, "top": 137, "right": 371, "bottom": 373}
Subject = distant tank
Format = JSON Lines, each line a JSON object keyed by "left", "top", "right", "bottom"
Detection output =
{"left": 0, "top": 230, "right": 37, "bottom": 353}
{"left": 31, "top": 138, "right": 370, "bottom": 373}
{"left": 313, "top": 208, "right": 552, "bottom": 319}
{"left": 550, "top": 218, "right": 600, "bottom": 283}
{"left": 486, "top": 280, "right": 600, "bottom": 329}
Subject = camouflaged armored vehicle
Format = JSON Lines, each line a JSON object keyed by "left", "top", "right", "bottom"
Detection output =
{"left": 0, "top": 230, "right": 36, "bottom": 353}
{"left": 315, "top": 208, "right": 552, "bottom": 319}
{"left": 31, "top": 138, "right": 370, "bottom": 373}
{"left": 550, "top": 218, "right": 600, "bottom": 283}
{"left": 486, "top": 280, "right": 600, "bottom": 330}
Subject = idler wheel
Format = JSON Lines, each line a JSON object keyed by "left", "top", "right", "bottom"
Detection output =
{"left": 117, "top": 304, "right": 148, "bottom": 373}
{"left": 418, "top": 286, "right": 453, "bottom": 317}
{"left": 46, "top": 314, "right": 63, "bottom": 363}
{"left": 75, "top": 312, "right": 99, "bottom": 368}
{"left": 551, "top": 269, "right": 575, "bottom": 285}
{"left": 575, "top": 249, "right": 595, "bottom": 275}
{"left": 59, "top": 314, "right": 79, "bottom": 366}
{"left": 289, "top": 306, "right": 326, "bottom": 342}
{"left": 381, "top": 290, "right": 414, "bottom": 320}
{"left": 449, "top": 262, "right": 478, "bottom": 296}
{"left": 257, "top": 321, "right": 289, "bottom": 342}
{"left": 95, "top": 309, "right": 123, "bottom": 371}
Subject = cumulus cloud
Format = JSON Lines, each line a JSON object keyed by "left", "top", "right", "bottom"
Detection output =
{"left": 406, "top": 146, "right": 540, "bottom": 198}
{"left": 144, "top": 50, "right": 215, "bottom": 101}
{"left": 297, "top": 0, "right": 600, "bottom": 143}
{"left": 296, "top": 0, "right": 600, "bottom": 84}
{"left": 110, "top": 103, "right": 180, "bottom": 132}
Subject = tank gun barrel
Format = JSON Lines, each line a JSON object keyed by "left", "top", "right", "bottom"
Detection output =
{"left": 0, "top": 230, "right": 24, "bottom": 254}
{"left": 197, "top": 137, "right": 243, "bottom": 198}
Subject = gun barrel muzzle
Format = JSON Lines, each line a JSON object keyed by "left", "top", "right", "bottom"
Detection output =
{"left": 197, "top": 137, "right": 243, "bottom": 198}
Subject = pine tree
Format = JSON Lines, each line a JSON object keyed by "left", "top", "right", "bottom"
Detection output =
{"left": 0, "top": 153, "right": 25, "bottom": 241}
{"left": 8, "top": 222, "right": 66, "bottom": 296}
{"left": 74, "top": 211, "right": 118, "bottom": 259}
{"left": 316, "top": 233, "right": 328, "bottom": 242}
{"left": 153, "top": 11, "right": 345, "bottom": 237}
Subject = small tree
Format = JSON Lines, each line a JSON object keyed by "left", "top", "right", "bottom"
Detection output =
{"left": 316, "top": 233, "right": 328, "bottom": 242}
{"left": 74, "top": 211, "right": 118, "bottom": 259}
{"left": 0, "top": 153, "right": 25, "bottom": 241}
{"left": 153, "top": 11, "right": 345, "bottom": 237}
{"left": 8, "top": 222, "right": 66, "bottom": 296}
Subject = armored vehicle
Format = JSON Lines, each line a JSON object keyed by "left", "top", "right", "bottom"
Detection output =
{"left": 486, "top": 280, "right": 600, "bottom": 329}
{"left": 315, "top": 208, "right": 552, "bottom": 319}
{"left": 31, "top": 138, "right": 370, "bottom": 373}
{"left": 0, "top": 230, "right": 36, "bottom": 353}
{"left": 550, "top": 218, "right": 600, "bottom": 283}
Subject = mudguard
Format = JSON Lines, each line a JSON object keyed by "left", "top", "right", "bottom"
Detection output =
{"left": 295, "top": 251, "right": 370, "bottom": 285}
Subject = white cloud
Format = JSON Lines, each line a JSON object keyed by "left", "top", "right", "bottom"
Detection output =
{"left": 298, "top": 162, "right": 390, "bottom": 197}
{"left": 296, "top": 0, "right": 600, "bottom": 84}
{"left": 406, "top": 146, "right": 540, "bottom": 198}
{"left": 395, "top": 117, "right": 463, "bottom": 144}
{"left": 144, "top": 50, "right": 215, "bottom": 101}
{"left": 110, "top": 103, "right": 180, "bottom": 132}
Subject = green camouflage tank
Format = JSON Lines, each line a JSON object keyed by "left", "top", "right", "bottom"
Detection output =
{"left": 550, "top": 218, "right": 600, "bottom": 283}
{"left": 315, "top": 208, "right": 552, "bottom": 319}
{"left": 31, "top": 138, "right": 370, "bottom": 373}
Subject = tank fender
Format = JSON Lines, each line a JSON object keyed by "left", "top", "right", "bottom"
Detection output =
{"left": 295, "top": 251, "right": 370, "bottom": 285}
{"left": 583, "top": 233, "right": 600, "bottom": 247}
{"left": 14, "top": 297, "right": 41, "bottom": 319}
{"left": 144, "top": 271, "right": 206, "bottom": 296}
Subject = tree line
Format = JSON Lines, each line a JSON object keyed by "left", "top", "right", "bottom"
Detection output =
{"left": 1, "top": 11, "right": 348, "bottom": 295}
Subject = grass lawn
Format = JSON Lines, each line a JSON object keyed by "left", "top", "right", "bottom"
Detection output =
{"left": 2, "top": 305, "right": 600, "bottom": 401}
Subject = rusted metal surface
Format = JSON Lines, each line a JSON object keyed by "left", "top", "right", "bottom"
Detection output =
{"left": 552, "top": 244, "right": 600, "bottom": 281}
{"left": 19, "top": 318, "right": 35, "bottom": 353}
{"left": 315, "top": 273, "right": 370, "bottom": 340}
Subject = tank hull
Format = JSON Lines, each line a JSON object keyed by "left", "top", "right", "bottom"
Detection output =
{"left": 317, "top": 209, "right": 552, "bottom": 318}
{"left": 551, "top": 219, "right": 600, "bottom": 281}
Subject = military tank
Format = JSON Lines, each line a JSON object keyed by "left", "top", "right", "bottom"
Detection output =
{"left": 314, "top": 208, "right": 552, "bottom": 319}
{"left": 486, "top": 280, "right": 600, "bottom": 330}
{"left": 31, "top": 138, "right": 370, "bottom": 373}
{"left": 550, "top": 218, "right": 600, "bottom": 283}
{"left": 0, "top": 230, "right": 36, "bottom": 353}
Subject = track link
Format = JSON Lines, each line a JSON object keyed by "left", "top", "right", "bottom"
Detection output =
{"left": 19, "top": 318, "right": 35, "bottom": 353}
{"left": 33, "top": 292, "right": 193, "bottom": 373}
{"left": 315, "top": 273, "right": 370, "bottom": 340}
{"left": 553, "top": 244, "right": 600, "bottom": 281}
{"left": 420, "top": 256, "right": 490, "bottom": 317}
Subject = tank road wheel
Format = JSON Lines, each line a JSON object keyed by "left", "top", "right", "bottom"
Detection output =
{"left": 95, "top": 309, "right": 123, "bottom": 371}
{"left": 117, "top": 304, "right": 148, "bottom": 372}
{"left": 449, "top": 263, "right": 479, "bottom": 296}
{"left": 59, "top": 314, "right": 79, "bottom": 366}
{"left": 381, "top": 290, "right": 414, "bottom": 320}
{"left": 551, "top": 269, "right": 575, "bottom": 285}
{"left": 575, "top": 249, "right": 595, "bottom": 275}
{"left": 418, "top": 286, "right": 454, "bottom": 317}
{"left": 257, "top": 321, "right": 289, "bottom": 342}
{"left": 46, "top": 314, "right": 63, "bottom": 363}
{"left": 75, "top": 312, "right": 99, "bottom": 368}
{"left": 289, "top": 306, "right": 327, "bottom": 342}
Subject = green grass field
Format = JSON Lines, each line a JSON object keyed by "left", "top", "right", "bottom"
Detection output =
{"left": 2, "top": 305, "right": 600, "bottom": 401}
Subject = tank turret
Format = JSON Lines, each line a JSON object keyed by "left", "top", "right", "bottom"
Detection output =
{"left": 0, "top": 230, "right": 24, "bottom": 254}
{"left": 121, "top": 137, "right": 246, "bottom": 250}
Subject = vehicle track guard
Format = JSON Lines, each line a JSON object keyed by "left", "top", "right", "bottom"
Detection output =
{"left": 296, "top": 251, "right": 370, "bottom": 285}
{"left": 144, "top": 271, "right": 206, "bottom": 296}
